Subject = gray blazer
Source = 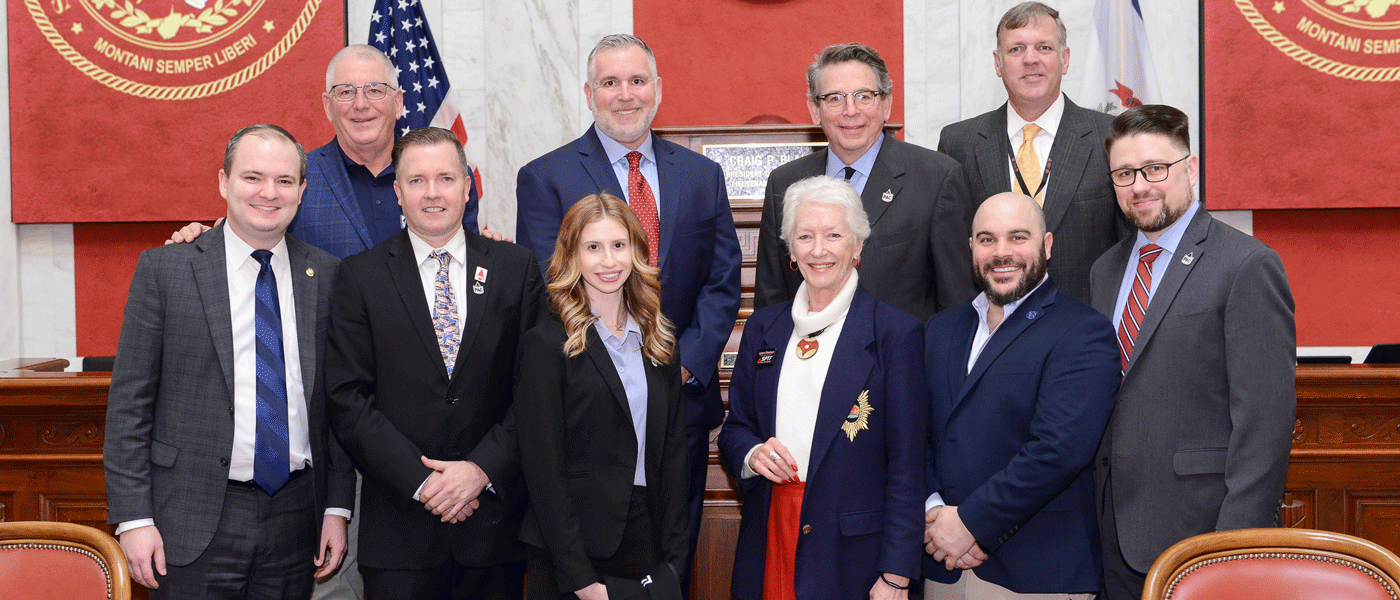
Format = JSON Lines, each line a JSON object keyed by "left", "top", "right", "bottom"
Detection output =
{"left": 1089, "top": 207, "right": 1296, "bottom": 573}
{"left": 104, "top": 223, "right": 354, "bottom": 566}
{"left": 938, "top": 96, "right": 1129, "bottom": 304}
{"left": 754, "top": 133, "right": 976, "bottom": 321}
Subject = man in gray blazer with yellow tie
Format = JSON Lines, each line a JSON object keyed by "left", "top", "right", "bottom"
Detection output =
{"left": 938, "top": 2, "right": 1128, "bottom": 304}
{"left": 105, "top": 125, "right": 355, "bottom": 599}
{"left": 1091, "top": 105, "right": 1296, "bottom": 600}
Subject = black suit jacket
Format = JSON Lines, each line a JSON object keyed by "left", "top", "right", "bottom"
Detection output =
{"left": 937, "top": 96, "right": 1129, "bottom": 303}
{"left": 104, "top": 224, "right": 354, "bottom": 565}
{"left": 326, "top": 229, "right": 545, "bottom": 569}
{"left": 515, "top": 318, "right": 689, "bottom": 593}
{"left": 754, "top": 133, "right": 976, "bottom": 321}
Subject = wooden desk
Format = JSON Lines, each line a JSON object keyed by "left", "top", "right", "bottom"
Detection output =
{"left": 0, "top": 364, "right": 1395, "bottom": 600}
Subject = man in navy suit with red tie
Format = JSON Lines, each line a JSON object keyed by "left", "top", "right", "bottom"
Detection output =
{"left": 515, "top": 34, "right": 742, "bottom": 590}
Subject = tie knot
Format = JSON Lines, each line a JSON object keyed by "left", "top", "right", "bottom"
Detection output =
{"left": 625, "top": 151, "right": 643, "bottom": 169}
{"left": 251, "top": 249, "right": 273, "bottom": 267}
{"left": 432, "top": 248, "right": 452, "bottom": 267}
{"left": 1022, "top": 123, "right": 1041, "bottom": 141}
{"left": 1139, "top": 243, "right": 1164, "bottom": 264}
{"left": 842, "top": 166, "right": 856, "bottom": 181}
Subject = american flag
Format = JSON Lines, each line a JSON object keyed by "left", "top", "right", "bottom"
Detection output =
{"left": 368, "top": 0, "right": 467, "bottom": 142}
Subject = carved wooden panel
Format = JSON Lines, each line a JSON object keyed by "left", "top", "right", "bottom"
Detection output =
{"left": 1281, "top": 489, "right": 1315, "bottom": 529}
{"left": 0, "top": 492, "right": 11, "bottom": 522}
{"left": 38, "top": 492, "right": 112, "bottom": 533}
{"left": 692, "top": 503, "right": 740, "bottom": 600}
{"left": 1349, "top": 491, "right": 1400, "bottom": 553}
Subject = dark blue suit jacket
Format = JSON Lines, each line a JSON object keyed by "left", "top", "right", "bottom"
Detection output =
{"left": 923, "top": 277, "right": 1118, "bottom": 593}
{"left": 290, "top": 139, "right": 478, "bottom": 259}
{"left": 515, "top": 126, "right": 741, "bottom": 429}
{"left": 719, "top": 286, "right": 927, "bottom": 600}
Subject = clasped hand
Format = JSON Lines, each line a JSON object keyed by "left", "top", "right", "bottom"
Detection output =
{"left": 420, "top": 456, "right": 487, "bottom": 523}
{"left": 924, "top": 505, "right": 988, "bottom": 570}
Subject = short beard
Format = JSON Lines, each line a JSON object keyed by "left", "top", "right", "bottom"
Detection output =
{"left": 973, "top": 245, "right": 1049, "bottom": 307}
{"left": 1128, "top": 194, "right": 1189, "bottom": 233}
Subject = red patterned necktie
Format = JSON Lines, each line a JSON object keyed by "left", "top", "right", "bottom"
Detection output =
{"left": 625, "top": 151, "right": 660, "bottom": 267}
{"left": 1117, "top": 243, "right": 1163, "bottom": 373}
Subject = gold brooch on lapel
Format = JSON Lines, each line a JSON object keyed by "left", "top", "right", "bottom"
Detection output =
{"left": 841, "top": 390, "right": 873, "bottom": 442}
{"left": 305, "top": 268, "right": 315, "bottom": 277}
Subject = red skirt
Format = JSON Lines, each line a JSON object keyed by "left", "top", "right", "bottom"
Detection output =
{"left": 763, "top": 482, "right": 806, "bottom": 600}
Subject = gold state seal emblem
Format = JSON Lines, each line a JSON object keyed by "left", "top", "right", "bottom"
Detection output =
{"left": 1235, "top": 0, "right": 1400, "bottom": 81}
{"left": 25, "top": 0, "right": 325, "bottom": 100}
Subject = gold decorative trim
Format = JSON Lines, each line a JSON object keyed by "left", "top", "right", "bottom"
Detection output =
{"left": 1234, "top": 0, "right": 1400, "bottom": 82}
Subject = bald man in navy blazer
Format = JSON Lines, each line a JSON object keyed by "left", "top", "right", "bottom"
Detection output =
{"left": 515, "top": 34, "right": 742, "bottom": 586}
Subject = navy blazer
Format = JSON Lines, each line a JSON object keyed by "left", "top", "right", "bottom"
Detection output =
{"left": 923, "top": 278, "right": 1118, "bottom": 593}
{"left": 515, "top": 126, "right": 741, "bottom": 429}
{"left": 290, "top": 139, "right": 478, "bottom": 259}
{"left": 718, "top": 286, "right": 927, "bottom": 600}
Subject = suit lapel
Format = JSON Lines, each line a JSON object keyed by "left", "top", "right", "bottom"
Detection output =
{"left": 806, "top": 291, "right": 876, "bottom": 481}
{"left": 1042, "top": 98, "right": 1095, "bottom": 233}
{"left": 193, "top": 225, "right": 236, "bottom": 398}
{"left": 386, "top": 232, "right": 447, "bottom": 379}
{"left": 754, "top": 313, "right": 796, "bottom": 439}
{"left": 585, "top": 327, "right": 632, "bottom": 419}
{"left": 287, "top": 239, "right": 317, "bottom": 408}
{"left": 943, "top": 306, "right": 976, "bottom": 404}
{"left": 643, "top": 351, "right": 671, "bottom": 482}
{"left": 577, "top": 126, "right": 627, "bottom": 197}
{"left": 1094, "top": 240, "right": 1133, "bottom": 316}
{"left": 653, "top": 137, "right": 681, "bottom": 271}
{"left": 1124, "top": 210, "right": 1211, "bottom": 376}
{"left": 957, "top": 283, "right": 1056, "bottom": 404}
{"left": 315, "top": 146, "right": 373, "bottom": 250}
{"left": 862, "top": 135, "right": 903, "bottom": 227}
{"left": 451, "top": 232, "right": 491, "bottom": 382}
{"left": 977, "top": 106, "right": 1013, "bottom": 198}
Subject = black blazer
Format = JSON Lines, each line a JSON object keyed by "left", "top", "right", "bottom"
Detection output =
{"left": 516, "top": 317, "right": 689, "bottom": 594}
{"left": 326, "top": 229, "right": 546, "bottom": 570}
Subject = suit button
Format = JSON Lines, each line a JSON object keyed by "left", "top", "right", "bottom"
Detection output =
{"left": 446, "top": 396, "right": 457, "bottom": 406}
{"left": 801, "top": 525, "right": 812, "bottom": 535}
{"left": 228, "top": 406, "right": 234, "bottom": 416}
{"left": 219, "top": 457, "right": 229, "bottom": 466}
{"left": 1101, "top": 457, "right": 1109, "bottom": 467}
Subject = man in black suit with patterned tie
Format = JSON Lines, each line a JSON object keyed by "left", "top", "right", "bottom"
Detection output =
{"left": 937, "top": 1, "right": 1128, "bottom": 304}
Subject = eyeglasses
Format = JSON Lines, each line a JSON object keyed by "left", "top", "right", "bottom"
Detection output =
{"left": 1109, "top": 155, "right": 1190, "bottom": 187}
{"left": 327, "top": 82, "right": 396, "bottom": 102}
{"left": 813, "top": 89, "right": 885, "bottom": 111}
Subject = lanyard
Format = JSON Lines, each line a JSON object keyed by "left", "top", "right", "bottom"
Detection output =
{"left": 1007, "top": 144, "right": 1052, "bottom": 199}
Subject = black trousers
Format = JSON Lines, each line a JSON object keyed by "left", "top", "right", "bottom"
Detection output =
{"left": 527, "top": 486, "right": 659, "bottom": 600}
{"left": 361, "top": 559, "right": 525, "bottom": 600}
{"left": 153, "top": 468, "right": 317, "bottom": 600}
{"left": 1098, "top": 473, "right": 1147, "bottom": 600}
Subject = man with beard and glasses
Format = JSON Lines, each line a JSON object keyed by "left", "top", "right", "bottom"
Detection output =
{"left": 1091, "top": 105, "right": 1296, "bottom": 600}
{"left": 922, "top": 192, "right": 1118, "bottom": 600}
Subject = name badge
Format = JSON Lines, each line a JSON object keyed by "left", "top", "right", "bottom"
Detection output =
{"left": 756, "top": 348, "right": 776, "bottom": 366}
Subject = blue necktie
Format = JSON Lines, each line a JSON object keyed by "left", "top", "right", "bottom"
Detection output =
{"left": 251, "top": 249, "right": 290, "bottom": 495}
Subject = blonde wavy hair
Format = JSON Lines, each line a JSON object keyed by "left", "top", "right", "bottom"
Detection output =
{"left": 547, "top": 193, "right": 675, "bottom": 364}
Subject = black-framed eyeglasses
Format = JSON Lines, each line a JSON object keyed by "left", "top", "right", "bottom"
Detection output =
{"left": 1109, "top": 155, "right": 1190, "bottom": 187}
{"left": 327, "top": 82, "right": 396, "bottom": 102}
{"left": 813, "top": 89, "right": 885, "bottom": 111}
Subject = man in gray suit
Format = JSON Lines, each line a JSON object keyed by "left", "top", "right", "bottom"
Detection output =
{"left": 1091, "top": 105, "right": 1296, "bottom": 600}
{"left": 938, "top": 1, "right": 1127, "bottom": 304}
{"left": 754, "top": 42, "right": 975, "bottom": 321}
{"left": 105, "top": 124, "right": 355, "bottom": 599}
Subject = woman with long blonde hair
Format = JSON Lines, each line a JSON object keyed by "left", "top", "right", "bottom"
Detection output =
{"left": 516, "top": 193, "right": 688, "bottom": 600}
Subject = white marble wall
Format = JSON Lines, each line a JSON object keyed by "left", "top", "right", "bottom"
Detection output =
{"left": 345, "top": 0, "right": 629, "bottom": 235}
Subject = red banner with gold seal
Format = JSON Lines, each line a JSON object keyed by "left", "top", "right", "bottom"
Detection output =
{"left": 1204, "top": 0, "right": 1400, "bottom": 209}
{"left": 10, "top": 0, "right": 343, "bottom": 222}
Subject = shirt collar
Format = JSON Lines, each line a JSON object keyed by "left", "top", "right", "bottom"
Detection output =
{"left": 592, "top": 311, "right": 642, "bottom": 345}
{"left": 825, "top": 131, "right": 885, "bottom": 179}
{"left": 596, "top": 126, "right": 655, "bottom": 169}
{"left": 224, "top": 224, "right": 290, "bottom": 273}
{"left": 407, "top": 227, "right": 468, "bottom": 267}
{"left": 1006, "top": 93, "right": 1066, "bottom": 141}
{"left": 1133, "top": 199, "right": 1201, "bottom": 257}
{"left": 334, "top": 137, "right": 395, "bottom": 179}
{"left": 971, "top": 273, "right": 1049, "bottom": 329}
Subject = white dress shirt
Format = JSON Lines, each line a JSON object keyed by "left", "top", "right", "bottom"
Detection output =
{"left": 1006, "top": 94, "right": 1065, "bottom": 196}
